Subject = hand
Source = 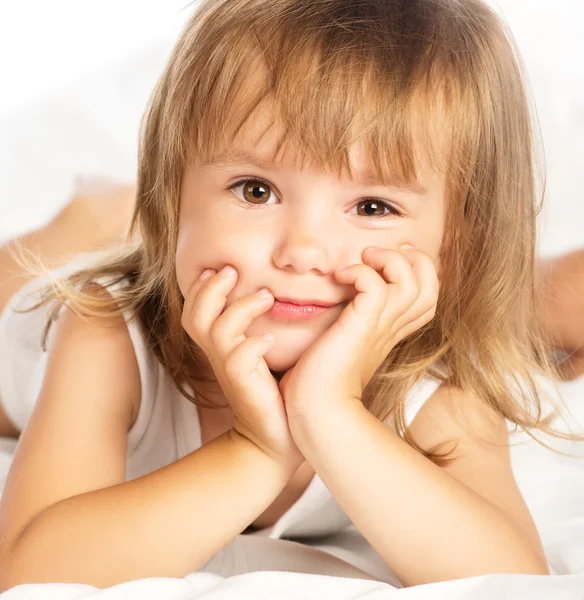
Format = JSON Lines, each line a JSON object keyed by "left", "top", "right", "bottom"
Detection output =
{"left": 181, "top": 266, "right": 305, "bottom": 470}
{"left": 279, "top": 245, "right": 440, "bottom": 418}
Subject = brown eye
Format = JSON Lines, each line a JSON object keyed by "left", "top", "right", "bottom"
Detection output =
{"left": 357, "top": 201, "right": 385, "bottom": 217}
{"left": 227, "top": 178, "right": 403, "bottom": 219}
{"left": 228, "top": 178, "right": 276, "bottom": 205}
{"left": 355, "top": 200, "right": 402, "bottom": 218}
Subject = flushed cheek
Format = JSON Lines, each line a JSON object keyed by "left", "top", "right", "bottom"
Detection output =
{"left": 174, "top": 243, "right": 262, "bottom": 309}
{"left": 174, "top": 231, "right": 203, "bottom": 297}
{"left": 175, "top": 220, "right": 225, "bottom": 276}
{"left": 178, "top": 221, "right": 273, "bottom": 284}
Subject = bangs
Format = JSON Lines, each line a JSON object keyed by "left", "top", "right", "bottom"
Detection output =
{"left": 175, "top": 0, "right": 482, "bottom": 191}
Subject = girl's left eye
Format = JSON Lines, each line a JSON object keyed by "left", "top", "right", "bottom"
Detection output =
{"left": 226, "top": 177, "right": 404, "bottom": 219}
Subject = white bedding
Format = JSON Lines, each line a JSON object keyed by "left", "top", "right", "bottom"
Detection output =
{"left": 0, "top": 373, "right": 583, "bottom": 597}
{"left": 0, "top": 509, "right": 582, "bottom": 599}
{"left": 1, "top": 0, "right": 584, "bottom": 597}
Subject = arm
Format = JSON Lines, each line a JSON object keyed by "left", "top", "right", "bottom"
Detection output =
{"left": 2, "top": 428, "right": 296, "bottom": 590}
{"left": 0, "top": 296, "right": 300, "bottom": 591}
{"left": 288, "top": 386, "right": 549, "bottom": 587}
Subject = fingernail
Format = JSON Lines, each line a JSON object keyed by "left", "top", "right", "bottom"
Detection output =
{"left": 199, "top": 269, "right": 216, "bottom": 280}
{"left": 400, "top": 244, "right": 414, "bottom": 251}
{"left": 219, "top": 265, "right": 236, "bottom": 277}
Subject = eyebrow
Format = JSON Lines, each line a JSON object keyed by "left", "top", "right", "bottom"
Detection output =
{"left": 202, "top": 149, "right": 427, "bottom": 195}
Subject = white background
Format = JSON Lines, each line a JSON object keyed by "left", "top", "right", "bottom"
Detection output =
{"left": 0, "top": 0, "right": 582, "bottom": 257}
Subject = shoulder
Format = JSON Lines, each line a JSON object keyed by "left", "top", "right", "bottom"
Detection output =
{"left": 406, "top": 383, "right": 547, "bottom": 563}
{"left": 0, "top": 281, "right": 142, "bottom": 559}
{"left": 51, "top": 280, "right": 141, "bottom": 431}
{"left": 407, "top": 383, "right": 509, "bottom": 460}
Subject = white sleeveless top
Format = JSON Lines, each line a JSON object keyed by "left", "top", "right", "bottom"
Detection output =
{"left": 0, "top": 261, "right": 444, "bottom": 541}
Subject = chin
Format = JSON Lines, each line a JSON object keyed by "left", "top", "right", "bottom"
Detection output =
{"left": 247, "top": 319, "right": 322, "bottom": 374}
{"left": 269, "top": 368, "right": 286, "bottom": 383}
{"left": 264, "top": 346, "right": 301, "bottom": 375}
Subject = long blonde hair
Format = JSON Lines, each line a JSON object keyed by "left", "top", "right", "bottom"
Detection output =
{"left": 10, "top": 0, "right": 583, "bottom": 465}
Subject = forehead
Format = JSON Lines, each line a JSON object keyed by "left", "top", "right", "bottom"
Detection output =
{"left": 198, "top": 100, "right": 441, "bottom": 194}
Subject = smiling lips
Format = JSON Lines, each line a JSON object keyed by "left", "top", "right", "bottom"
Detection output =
{"left": 269, "top": 297, "right": 340, "bottom": 320}
{"left": 275, "top": 296, "right": 339, "bottom": 308}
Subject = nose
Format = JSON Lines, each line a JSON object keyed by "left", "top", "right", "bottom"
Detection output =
{"left": 272, "top": 215, "right": 336, "bottom": 275}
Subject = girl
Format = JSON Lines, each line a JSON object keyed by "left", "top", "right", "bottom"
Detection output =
{"left": 0, "top": 0, "right": 583, "bottom": 590}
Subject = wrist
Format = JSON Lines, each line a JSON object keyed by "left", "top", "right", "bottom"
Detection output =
{"left": 227, "top": 428, "right": 304, "bottom": 478}
{"left": 287, "top": 396, "right": 365, "bottom": 452}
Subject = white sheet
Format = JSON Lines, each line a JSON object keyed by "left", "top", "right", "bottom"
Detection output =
{"left": 0, "top": 520, "right": 582, "bottom": 598}
{"left": 1, "top": 0, "right": 584, "bottom": 597}
{"left": 0, "top": 372, "right": 583, "bottom": 597}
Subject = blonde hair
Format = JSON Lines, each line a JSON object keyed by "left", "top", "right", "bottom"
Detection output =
{"left": 10, "top": 0, "right": 583, "bottom": 465}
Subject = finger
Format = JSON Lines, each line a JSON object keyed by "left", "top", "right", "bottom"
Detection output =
{"left": 333, "top": 263, "right": 388, "bottom": 331}
{"left": 411, "top": 251, "right": 440, "bottom": 311}
{"left": 384, "top": 250, "right": 439, "bottom": 332}
{"left": 224, "top": 333, "right": 277, "bottom": 383}
{"left": 394, "top": 304, "right": 438, "bottom": 342}
{"left": 363, "top": 247, "right": 420, "bottom": 304}
{"left": 182, "top": 268, "right": 217, "bottom": 322}
{"left": 362, "top": 247, "right": 426, "bottom": 326}
{"left": 211, "top": 288, "right": 275, "bottom": 357}
{"left": 184, "top": 266, "right": 238, "bottom": 344}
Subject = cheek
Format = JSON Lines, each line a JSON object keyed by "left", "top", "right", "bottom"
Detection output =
{"left": 174, "top": 217, "right": 271, "bottom": 298}
{"left": 175, "top": 222, "right": 213, "bottom": 296}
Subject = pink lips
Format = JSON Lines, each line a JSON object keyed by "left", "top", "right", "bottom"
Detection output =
{"left": 269, "top": 299, "right": 337, "bottom": 321}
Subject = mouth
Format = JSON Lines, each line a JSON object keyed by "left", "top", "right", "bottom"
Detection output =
{"left": 269, "top": 297, "right": 341, "bottom": 321}
{"left": 274, "top": 296, "right": 340, "bottom": 308}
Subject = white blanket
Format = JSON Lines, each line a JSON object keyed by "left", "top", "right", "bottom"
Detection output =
{"left": 0, "top": 510, "right": 582, "bottom": 598}
{"left": 1, "top": 371, "right": 583, "bottom": 597}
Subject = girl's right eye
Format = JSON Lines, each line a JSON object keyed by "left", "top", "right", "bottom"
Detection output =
{"left": 227, "top": 177, "right": 278, "bottom": 207}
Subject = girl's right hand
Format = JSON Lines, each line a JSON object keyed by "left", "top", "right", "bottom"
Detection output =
{"left": 181, "top": 265, "right": 305, "bottom": 471}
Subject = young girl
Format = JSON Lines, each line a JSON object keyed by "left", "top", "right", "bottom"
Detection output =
{"left": 0, "top": 0, "right": 583, "bottom": 590}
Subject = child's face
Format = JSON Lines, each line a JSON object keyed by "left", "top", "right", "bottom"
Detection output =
{"left": 176, "top": 115, "right": 445, "bottom": 373}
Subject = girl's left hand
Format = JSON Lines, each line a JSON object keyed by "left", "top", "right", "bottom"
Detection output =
{"left": 279, "top": 245, "right": 440, "bottom": 419}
